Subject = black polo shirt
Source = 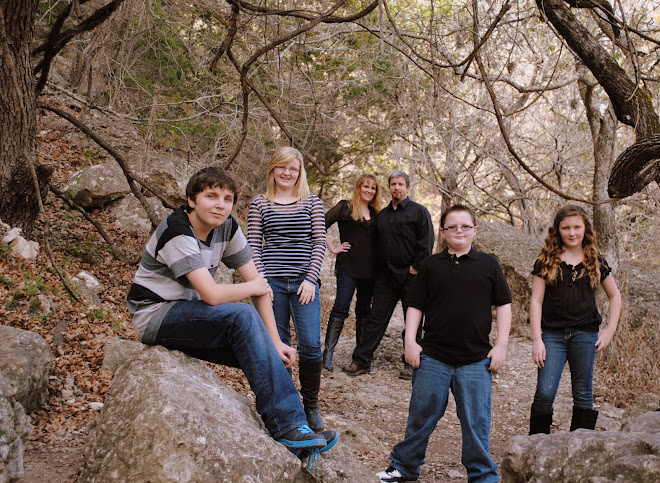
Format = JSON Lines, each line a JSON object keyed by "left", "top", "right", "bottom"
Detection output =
{"left": 325, "top": 200, "right": 378, "bottom": 279}
{"left": 377, "top": 197, "right": 434, "bottom": 284}
{"left": 408, "top": 248, "right": 512, "bottom": 366}
{"left": 532, "top": 257, "right": 611, "bottom": 332}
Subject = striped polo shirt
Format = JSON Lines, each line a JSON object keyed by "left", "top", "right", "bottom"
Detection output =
{"left": 247, "top": 194, "right": 326, "bottom": 284}
{"left": 127, "top": 207, "right": 252, "bottom": 344}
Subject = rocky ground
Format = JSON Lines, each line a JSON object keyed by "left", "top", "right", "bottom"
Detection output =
{"left": 19, "top": 299, "right": 624, "bottom": 483}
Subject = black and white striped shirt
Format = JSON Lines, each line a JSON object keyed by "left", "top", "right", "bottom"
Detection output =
{"left": 127, "top": 207, "right": 252, "bottom": 344}
{"left": 247, "top": 194, "right": 326, "bottom": 283}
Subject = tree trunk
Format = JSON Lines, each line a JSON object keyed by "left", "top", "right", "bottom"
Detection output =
{"left": 577, "top": 65, "right": 620, "bottom": 268}
{"left": 0, "top": 0, "right": 44, "bottom": 237}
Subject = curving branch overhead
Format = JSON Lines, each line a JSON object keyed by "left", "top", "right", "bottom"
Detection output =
{"left": 536, "top": 0, "right": 660, "bottom": 198}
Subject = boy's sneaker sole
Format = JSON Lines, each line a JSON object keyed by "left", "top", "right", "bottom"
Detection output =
{"left": 376, "top": 466, "right": 417, "bottom": 482}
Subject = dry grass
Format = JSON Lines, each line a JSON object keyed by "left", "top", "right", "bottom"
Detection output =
{"left": 595, "top": 301, "right": 660, "bottom": 408}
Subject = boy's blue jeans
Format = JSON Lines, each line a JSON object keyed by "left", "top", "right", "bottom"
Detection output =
{"left": 156, "top": 300, "right": 307, "bottom": 439}
{"left": 390, "top": 355, "right": 498, "bottom": 483}
{"left": 268, "top": 276, "right": 323, "bottom": 362}
{"left": 532, "top": 329, "right": 598, "bottom": 414}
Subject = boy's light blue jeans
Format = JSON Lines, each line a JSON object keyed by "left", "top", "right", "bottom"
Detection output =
{"left": 390, "top": 354, "right": 498, "bottom": 483}
{"left": 156, "top": 300, "right": 307, "bottom": 439}
{"left": 532, "top": 329, "right": 598, "bottom": 414}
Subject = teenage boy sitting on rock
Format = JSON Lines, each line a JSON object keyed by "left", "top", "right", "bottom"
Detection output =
{"left": 127, "top": 166, "right": 337, "bottom": 459}
{"left": 377, "top": 204, "right": 511, "bottom": 483}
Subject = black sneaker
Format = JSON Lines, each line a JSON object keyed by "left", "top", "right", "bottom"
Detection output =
{"left": 376, "top": 466, "right": 418, "bottom": 482}
{"left": 276, "top": 424, "right": 326, "bottom": 450}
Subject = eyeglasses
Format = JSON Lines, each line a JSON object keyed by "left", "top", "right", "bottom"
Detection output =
{"left": 442, "top": 225, "right": 475, "bottom": 233}
{"left": 274, "top": 165, "right": 300, "bottom": 174}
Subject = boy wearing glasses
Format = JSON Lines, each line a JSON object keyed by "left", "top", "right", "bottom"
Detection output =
{"left": 377, "top": 204, "right": 512, "bottom": 483}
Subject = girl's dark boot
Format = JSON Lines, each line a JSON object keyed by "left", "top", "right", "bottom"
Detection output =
{"left": 322, "top": 317, "right": 344, "bottom": 371}
{"left": 355, "top": 318, "right": 368, "bottom": 346}
{"left": 570, "top": 406, "right": 599, "bottom": 431}
{"left": 299, "top": 359, "right": 324, "bottom": 432}
{"left": 529, "top": 408, "right": 552, "bottom": 435}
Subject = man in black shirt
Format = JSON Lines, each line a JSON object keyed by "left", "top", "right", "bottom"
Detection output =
{"left": 343, "top": 170, "right": 434, "bottom": 379}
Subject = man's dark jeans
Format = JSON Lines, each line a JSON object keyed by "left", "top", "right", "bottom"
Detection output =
{"left": 351, "top": 272, "right": 421, "bottom": 368}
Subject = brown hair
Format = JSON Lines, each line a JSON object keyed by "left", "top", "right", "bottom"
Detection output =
{"left": 348, "top": 174, "right": 382, "bottom": 221}
{"left": 537, "top": 205, "right": 601, "bottom": 287}
{"left": 185, "top": 166, "right": 237, "bottom": 213}
{"left": 440, "top": 204, "right": 476, "bottom": 228}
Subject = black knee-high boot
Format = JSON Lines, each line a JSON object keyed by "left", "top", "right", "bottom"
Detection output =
{"left": 570, "top": 406, "right": 599, "bottom": 431}
{"left": 299, "top": 359, "right": 324, "bottom": 432}
{"left": 529, "top": 408, "right": 553, "bottom": 435}
{"left": 356, "top": 318, "right": 367, "bottom": 347}
{"left": 322, "top": 317, "right": 344, "bottom": 371}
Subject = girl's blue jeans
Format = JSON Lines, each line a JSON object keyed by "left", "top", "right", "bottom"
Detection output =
{"left": 268, "top": 276, "right": 322, "bottom": 362}
{"left": 390, "top": 355, "right": 498, "bottom": 483}
{"left": 532, "top": 328, "right": 598, "bottom": 414}
{"left": 156, "top": 300, "right": 307, "bottom": 439}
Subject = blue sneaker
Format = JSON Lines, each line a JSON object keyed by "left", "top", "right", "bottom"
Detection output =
{"left": 318, "top": 429, "right": 339, "bottom": 453}
{"left": 297, "top": 429, "right": 339, "bottom": 470}
{"left": 276, "top": 424, "right": 326, "bottom": 450}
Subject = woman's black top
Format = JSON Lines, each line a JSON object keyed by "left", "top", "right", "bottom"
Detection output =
{"left": 532, "top": 256, "right": 611, "bottom": 332}
{"left": 325, "top": 200, "right": 378, "bottom": 279}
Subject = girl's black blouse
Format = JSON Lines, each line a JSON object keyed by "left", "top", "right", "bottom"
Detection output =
{"left": 325, "top": 200, "right": 378, "bottom": 279}
{"left": 532, "top": 256, "right": 611, "bottom": 332}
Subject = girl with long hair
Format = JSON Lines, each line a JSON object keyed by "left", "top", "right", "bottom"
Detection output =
{"left": 529, "top": 205, "right": 621, "bottom": 434}
{"left": 247, "top": 147, "right": 327, "bottom": 432}
{"left": 323, "top": 174, "right": 382, "bottom": 371}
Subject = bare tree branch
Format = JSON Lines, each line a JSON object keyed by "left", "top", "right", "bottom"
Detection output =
{"left": 473, "top": 49, "right": 619, "bottom": 206}
{"left": 33, "top": 0, "right": 126, "bottom": 94}
{"left": 49, "top": 184, "right": 140, "bottom": 265}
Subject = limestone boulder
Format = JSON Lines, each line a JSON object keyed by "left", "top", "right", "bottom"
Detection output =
{"left": 62, "top": 162, "right": 131, "bottom": 208}
{"left": 134, "top": 151, "right": 189, "bottom": 207}
{"left": 0, "top": 373, "right": 33, "bottom": 483}
{"left": 0, "top": 326, "right": 52, "bottom": 414}
{"left": 109, "top": 193, "right": 173, "bottom": 235}
{"left": 500, "top": 411, "right": 660, "bottom": 482}
{"left": 472, "top": 219, "right": 542, "bottom": 330}
{"left": 622, "top": 394, "right": 660, "bottom": 429}
{"left": 80, "top": 344, "right": 373, "bottom": 482}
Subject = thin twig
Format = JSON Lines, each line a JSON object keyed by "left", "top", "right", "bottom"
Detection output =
{"left": 23, "top": 150, "right": 83, "bottom": 305}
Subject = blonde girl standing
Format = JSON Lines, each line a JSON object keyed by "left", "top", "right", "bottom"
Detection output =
{"left": 248, "top": 147, "right": 327, "bottom": 432}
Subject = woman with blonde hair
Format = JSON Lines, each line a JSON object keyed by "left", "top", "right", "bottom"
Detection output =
{"left": 248, "top": 147, "right": 327, "bottom": 432}
{"left": 323, "top": 174, "right": 382, "bottom": 371}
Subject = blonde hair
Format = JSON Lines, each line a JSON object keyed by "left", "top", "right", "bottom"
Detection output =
{"left": 265, "top": 147, "right": 310, "bottom": 201}
{"left": 349, "top": 174, "right": 382, "bottom": 221}
{"left": 537, "top": 205, "right": 601, "bottom": 287}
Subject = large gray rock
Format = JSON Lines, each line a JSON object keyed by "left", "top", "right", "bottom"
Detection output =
{"left": 62, "top": 162, "right": 131, "bottom": 208}
{"left": 0, "top": 373, "right": 33, "bottom": 483}
{"left": 135, "top": 151, "right": 190, "bottom": 207}
{"left": 80, "top": 344, "right": 374, "bottom": 482}
{"left": 472, "top": 219, "right": 542, "bottom": 330}
{"left": 0, "top": 326, "right": 52, "bottom": 414}
{"left": 500, "top": 411, "right": 660, "bottom": 482}
{"left": 109, "top": 193, "right": 173, "bottom": 235}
